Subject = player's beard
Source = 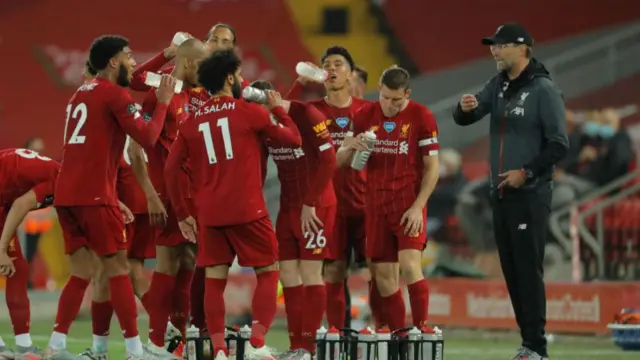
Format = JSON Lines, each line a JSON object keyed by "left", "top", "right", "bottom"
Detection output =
{"left": 231, "top": 76, "right": 242, "bottom": 99}
{"left": 116, "top": 64, "right": 130, "bottom": 87}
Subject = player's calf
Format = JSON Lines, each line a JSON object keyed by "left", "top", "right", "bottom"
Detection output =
{"left": 398, "top": 249, "right": 430, "bottom": 328}
{"left": 145, "top": 245, "right": 180, "bottom": 350}
{"left": 370, "top": 261, "right": 405, "bottom": 331}
{"left": 248, "top": 263, "right": 279, "bottom": 357}
{"left": 279, "top": 260, "right": 304, "bottom": 350}
{"left": 323, "top": 260, "right": 348, "bottom": 329}
{"left": 169, "top": 245, "right": 196, "bottom": 338}
{"left": 47, "top": 247, "right": 95, "bottom": 354}
{"left": 128, "top": 258, "right": 150, "bottom": 299}
{"left": 89, "top": 259, "right": 114, "bottom": 356}
{"left": 299, "top": 260, "right": 325, "bottom": 352}
{"left": 5, "top": 254, "right": 35, "bottom": 350}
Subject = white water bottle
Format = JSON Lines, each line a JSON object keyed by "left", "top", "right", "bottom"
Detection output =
{"left": 357, "top": 327, "right": 376, "bottom": 360}
{"left": 144, "top": 72, "right": 183, "bottom": 94}
{"left": 185, "top": 325, "right": 199, "bottom": 360}
{"left": 433, "top": 327, "right": 444, "bottom": 360}
{"left": 296, "top": 62, "right": 328, "bottom": 82}
{"left": 407, "top": 327, "right": 423, "bottom": 360}
{"left": 316, "top": 326, "right": 328, "bottom": 358}
{"left": 325, "top": 326, "right": 341, "bottom": 360}
{"left": 242, "top": 86, "right": 268, "bottom": 104}
{"left": 376, "top": 326, "right": 391, "bottom": 360}
{"left": 172, "top": 32, "right": 190, "bottom": 46}
{"left": 350, "top": 130, "right": 376, "bottom": 171}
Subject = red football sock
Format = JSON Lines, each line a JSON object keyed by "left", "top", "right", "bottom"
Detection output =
{"left": 171, "top": 267, "right": 194, "bottom": 337}
{"left": 91, "top": 301, "right": 114, "bottom": 336}
{"left": 6, "top": 256, "right": 31, "bottom": 335}
{"left": 282, "top": 285, "right": 303, "bottom": 350}
{"left": 369, "top": 279, "right": 384, "bottom": 329}
{"left": 407, "top": 279, "right": 429, "bottom": 326}
{"left": 147, "top": 272, "right": 176, "bottom": 347}
{"left": 381, "top": 289, "right": 406, "bottom": 331}
{"left": 302, "top": 285, "right": 326, "bottom": 352}
{"left": 53, "top": 276, "right": 90, "bottom": 334}
{"left": 250, "top": 271, "right": 278, "bottom": 348}
{"left": 205, "top": 277, "right": 228, "bottom": 356}
{"left": 109, "top": 275, "right": 140, "bottom": 339}
{"left": 190, "top": 267, "right": 206, "bottom": 332}
{"left": 325, "top": 282, "right": 345, "bottom": 329}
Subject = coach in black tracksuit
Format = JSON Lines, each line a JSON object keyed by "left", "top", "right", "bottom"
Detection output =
{"left": 453, "top": 23, "right": 568, "bottom": 360}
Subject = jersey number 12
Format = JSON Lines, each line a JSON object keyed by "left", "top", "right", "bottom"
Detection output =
{"left": 64, "top": 103, "right": 88, "bottom": 145}
{"left": 199, "top": 117, "right": 234, "bottom": 164}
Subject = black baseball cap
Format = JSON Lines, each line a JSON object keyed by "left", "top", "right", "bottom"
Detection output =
{"left": 481, "top": 23, "right": 534, "bottom": 46}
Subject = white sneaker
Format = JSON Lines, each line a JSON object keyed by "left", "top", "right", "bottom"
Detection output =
{"left": 214, "top": 351, "right": 229, "bottom": 360}
{"left": 78, "top": 348, "right": 108, "bottom": 360}
{"left": 244, "top": 343, "right": 276, "bottom": 360}
{"left": 0, "top": 346, "right": 15, "bottom": 360}
{"left": 164, "top": 322, "right": 182, "bottom": 345}
{"left": 144, "top": 343, "right": 180, "bottom": 360}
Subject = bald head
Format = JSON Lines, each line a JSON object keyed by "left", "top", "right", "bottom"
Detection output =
{"left": 176, "top": 39, "right": 207, "bottom": 86}
{"left": 176, "top": 38, "right": 207, "bottom": 60}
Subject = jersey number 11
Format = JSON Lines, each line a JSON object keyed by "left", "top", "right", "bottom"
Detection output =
{"left": 199, "top": 117, "right": 234, "bottom": 164}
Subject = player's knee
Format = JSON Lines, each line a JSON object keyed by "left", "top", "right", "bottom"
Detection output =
{"left": 398, "top": 250, "right": 423, "bottom": 284}
{"left": 100, "top": 251, "right": 130, "bottom": 277}
{"left": 372, "top": 264, "right": 399, "bottom": 296}
{"left": 69, "top": 248, "right": 97, "bottom": 280}
{"left": 300, "top": 260, "right": 323, "bottom": 286}
{"left": 278, "top": 260, "right": 301, "bottom": 287}
{"left": 324, "top": 260, "right": 347, "bottom": 283}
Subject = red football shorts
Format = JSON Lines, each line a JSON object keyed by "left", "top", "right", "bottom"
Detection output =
{"left": 276, "top": 205, "right": 336, "bottom": 261}
{"left": 155, "top": 198, "right": 195, "bottom": 247}
{"left": 366, "top": 208, "right": 427, "bottom": 263}
{"left": 197, "top": 216, "right": 278, "bottom": 268}
{"left": 57, "top": 205, "right": 126, "bottom": 257}
{"left": 0, "top": 210, "right": 24, "bottom": 260}
{"left": 126, "top": 214, "right": 156, "bottom": 259}
{"left": 329, "top": 213, "right": 366, "bottom": 262}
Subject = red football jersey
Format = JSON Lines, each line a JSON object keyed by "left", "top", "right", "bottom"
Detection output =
{"left": 309, "top": 97, "right": 369, "bottom": 216}
{"left": 353, "top": 101, "right": 439, "bottom": 214}
{"left": 141, "top": 90, "right": 192, "bottom": 200}
{"left": 164, "top": 96, "right": 302, "bottom": 226}
{"left": 55, "top": 78, "right": 168, "bottom": 207}
{"left": 266, "top": 101, "right": 336, "bottom": 210}
{"left": 0, "top": 149, "right": 59, "bottom": 207}
{"left": 117, "top": 137, "right": 148, "bottom": 214}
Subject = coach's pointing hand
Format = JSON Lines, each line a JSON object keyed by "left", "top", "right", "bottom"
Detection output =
{"left": 179, "top": 216, "right": 198, "bottom": 243}
{"left": 460, "top": 94, "right": 479, "bottom": 112}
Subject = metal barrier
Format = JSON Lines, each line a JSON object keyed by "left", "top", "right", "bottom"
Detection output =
{"left": 549, "top": 168, "right": 640, "bottom": 279}
{"left": 432, "top": 21, "right": 640, "bottom": 148}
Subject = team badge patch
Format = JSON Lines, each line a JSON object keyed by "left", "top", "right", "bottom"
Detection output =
{"left": 143, "top": 113, "right": 152, "bottom": 123}
{"left": 383, "top": 122, "right": 396, "bottom": 133}
{"left": 336, "top": 117, "right": 349, "bottom": 128}
{"left": 127, "top": 104, "right": 137, "bottom": 114}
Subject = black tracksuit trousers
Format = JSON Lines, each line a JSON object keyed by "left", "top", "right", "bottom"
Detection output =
{"left": 492, "top": 189, "right": 551, "bottom": 357}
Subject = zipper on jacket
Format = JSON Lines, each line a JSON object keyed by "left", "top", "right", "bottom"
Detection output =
{"left": 498, "top": 102, "right": 510, "bottom": 198}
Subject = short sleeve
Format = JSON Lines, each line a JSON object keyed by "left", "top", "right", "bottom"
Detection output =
{"left": 417, "top": 107, "right": 439, "bottom": 156}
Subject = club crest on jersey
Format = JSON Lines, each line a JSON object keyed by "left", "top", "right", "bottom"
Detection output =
{"left": 370, "top": 125, "right": 379, "bottom": 132}
{"left": 383, "top": 121, "right": 396, "bottom": 133}
{"left": 127, "top": 104, "right": 137, "bottom": 114}
{"left": 336, "top": 117, "right": 349, "bottom": 128}
{"left": 143, "top": 113, "right": 152, "bottom": 123}
{"left": 400, "top": 123, "right": 410, "bottom": 138}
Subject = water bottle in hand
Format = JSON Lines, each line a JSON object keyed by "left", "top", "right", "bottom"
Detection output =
{"left": 296, "top": 62, "right": 328, "bottom": 82}
{"left": 242, "top": 87, "right": 268, "bottom": 104}
{"left": 144, "top": 72, "right": 183, "bottom": 94}
{"left": 351, "top": 131, "right": 377, "bottom": 171}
